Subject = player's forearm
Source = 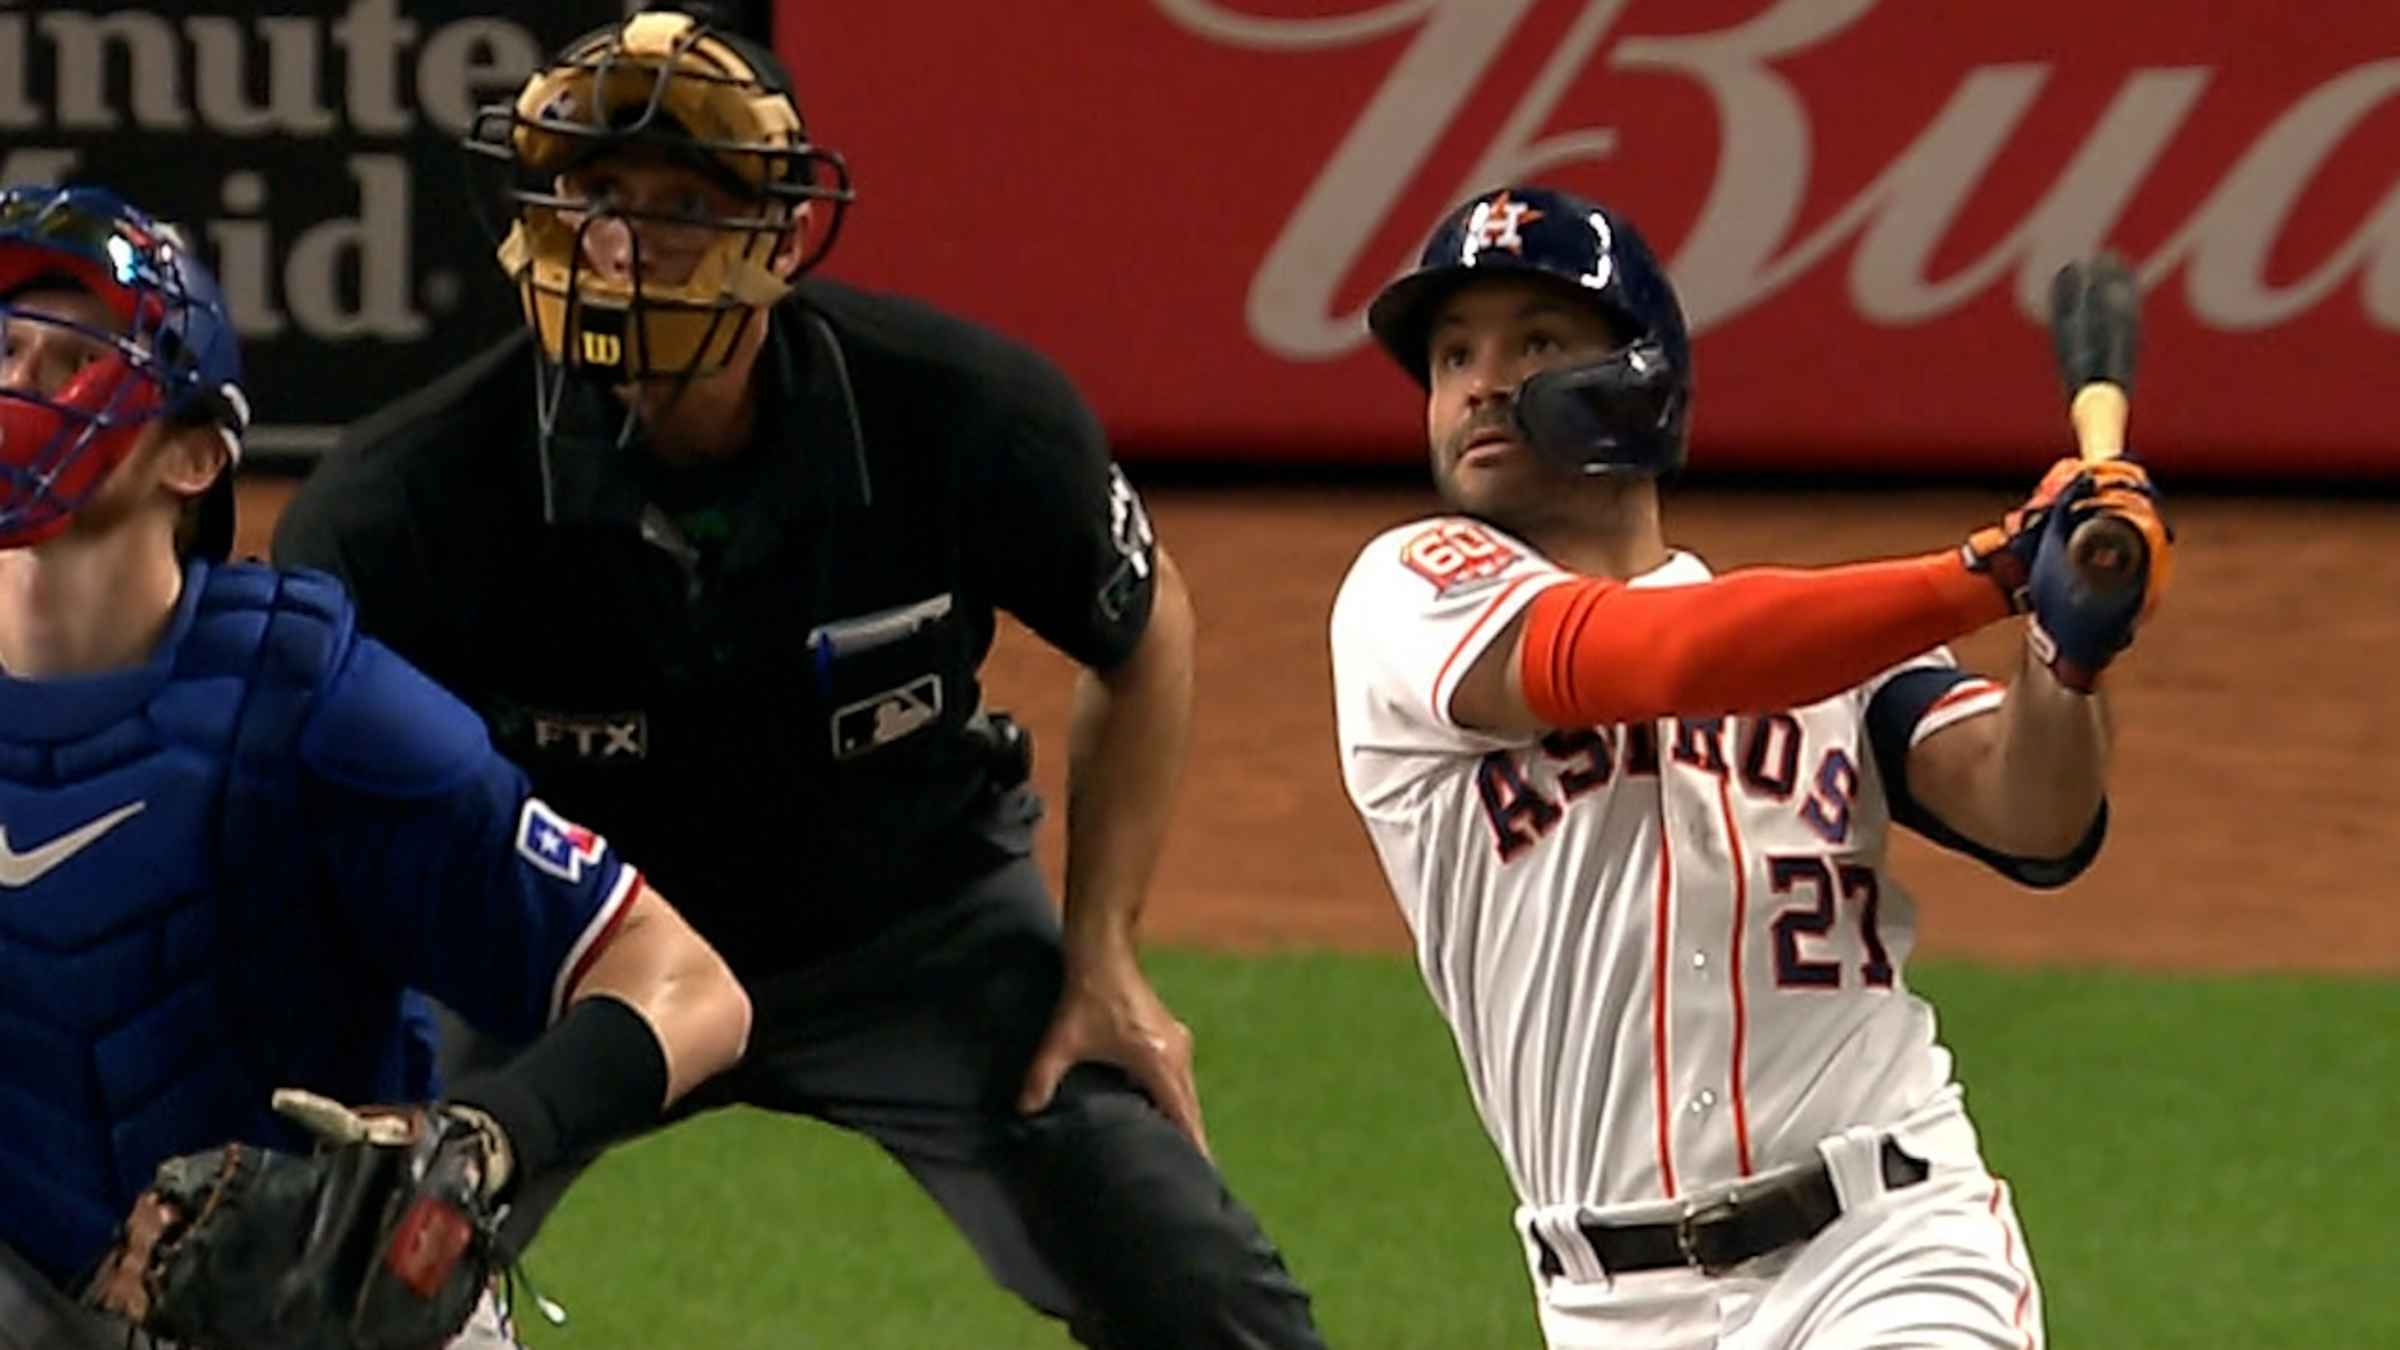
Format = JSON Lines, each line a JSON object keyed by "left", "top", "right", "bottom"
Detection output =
{"left": 1972, "top": 642, "right": 2112, "bottom": 855}
{"left": 1060, "top": 552, "right": 1196, "bottom": 962}
{"left": 1516, "top": 552, "right": 2011, "bottom": 729}
{"left": 566, "top": 885, "right": 753, "bottom": 1101}
{"left": 444, "top": 885, "right": 750, "bottom": 1197}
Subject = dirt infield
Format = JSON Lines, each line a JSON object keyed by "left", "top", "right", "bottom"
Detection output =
{"left": 236, "top": 477, "right": 2396, "bottom": 973}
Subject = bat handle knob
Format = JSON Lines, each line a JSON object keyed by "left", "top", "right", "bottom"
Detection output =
{"left": 2067, "top": 512, "right": 2146, "bottom": 600}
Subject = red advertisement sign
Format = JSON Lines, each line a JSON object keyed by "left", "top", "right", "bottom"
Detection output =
{"left": 781, "top": 1, "right": 2400, "bottom": 479}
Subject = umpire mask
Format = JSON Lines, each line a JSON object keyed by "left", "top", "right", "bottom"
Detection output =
{"left": 466, "top": 7, "right": 853, "bottom": 393}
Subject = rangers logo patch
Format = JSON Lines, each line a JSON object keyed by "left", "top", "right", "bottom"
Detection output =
{"left": 1400, "top": 520, "right": 1522, "bottom": 594}
{"left": 515, "top": 798, "right": 608, "bottom": 883}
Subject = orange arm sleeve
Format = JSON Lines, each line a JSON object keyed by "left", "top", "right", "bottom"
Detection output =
{"left": 1519, "top": 551, "right": 2010, "bottom": 727}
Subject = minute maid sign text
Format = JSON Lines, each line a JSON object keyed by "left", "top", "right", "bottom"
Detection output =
{"left": 0, "top": 0, "right": 627, "bottom": 455}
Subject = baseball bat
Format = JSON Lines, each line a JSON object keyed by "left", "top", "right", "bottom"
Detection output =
{"left": 2048, "top": 255, "right": 2146, "bottom": 596}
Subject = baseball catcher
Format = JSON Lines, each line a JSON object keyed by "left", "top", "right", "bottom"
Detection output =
{"left": 0, "top": 183, "right": 750, "bottom": 1350}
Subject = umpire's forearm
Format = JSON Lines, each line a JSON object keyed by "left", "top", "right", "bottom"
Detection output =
{"left": 1059, "top": 549, "right": 1196, "bottom": 961}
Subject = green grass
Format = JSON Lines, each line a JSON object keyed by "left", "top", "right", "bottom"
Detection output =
{"left": 1915, "top": 965, "right": 2400, "bottom": 1349}
{"left": 516, "top": 954, "right": 2398, "bottom": 1349}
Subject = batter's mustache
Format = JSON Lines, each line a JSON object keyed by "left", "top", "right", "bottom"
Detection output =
{"left": 1449, "top": 405, "right": 1520, "bottom": 456}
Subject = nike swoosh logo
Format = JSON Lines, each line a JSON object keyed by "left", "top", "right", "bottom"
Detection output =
{"left": 0, "top": 800, "right": 147, "bottom": 888}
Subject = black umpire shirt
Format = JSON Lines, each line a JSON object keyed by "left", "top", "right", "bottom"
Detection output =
{"left": 273, "top": 280, "right": 1159, "bottom": 976}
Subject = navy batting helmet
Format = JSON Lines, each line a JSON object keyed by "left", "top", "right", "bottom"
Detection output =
{"left": 1366, "top": 185, "right": 1692, "bottom": 476}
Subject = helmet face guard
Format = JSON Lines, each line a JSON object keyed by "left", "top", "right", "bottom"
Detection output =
{"left": 466, "top": 8, "right": 853, "bottom": 417}
{"left": 1510, "top": 342, "right": 1689, "bottom": 477}
{"left": 1367, "top": 186, "right": 1693, "bottom": 477}
{"left": 0, "top": 186, "right": 247, "bottom": 553}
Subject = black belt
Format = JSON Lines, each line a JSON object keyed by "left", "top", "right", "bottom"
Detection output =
{"left": 1535, "top": 1139, "right": 1930, "bottom": 1278}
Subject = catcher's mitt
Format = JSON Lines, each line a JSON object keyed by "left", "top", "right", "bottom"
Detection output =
{"left": 84, "top": 1091, "right": 511, "bottom": 1350}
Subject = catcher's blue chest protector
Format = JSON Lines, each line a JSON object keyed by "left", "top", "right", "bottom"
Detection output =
{"left": 0, "top": 562, "right": 439, "bottom": 1289}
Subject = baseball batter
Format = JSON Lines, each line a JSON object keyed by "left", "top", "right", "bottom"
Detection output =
{"left": 1330, "top": 185, "right": 2171, "bottom": 1349}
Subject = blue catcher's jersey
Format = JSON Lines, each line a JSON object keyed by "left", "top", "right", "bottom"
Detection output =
{"left": 0, "top": 562, "right": 638, "bottom": 1290}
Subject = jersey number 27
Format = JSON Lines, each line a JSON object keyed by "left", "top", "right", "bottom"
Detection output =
{"left": 1767, "top": 854, "right": 1895, "bottom": 990}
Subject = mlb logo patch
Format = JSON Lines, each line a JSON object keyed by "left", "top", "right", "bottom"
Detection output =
{"left": 515, "top": 798, "right": 608, "bottom": 883}
{"left": 831, "top": 674, "right": 944, "bottom": 760}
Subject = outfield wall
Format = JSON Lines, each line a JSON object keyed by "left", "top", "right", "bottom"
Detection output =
{"left": 3, "top": 3, "right": 2393, "bottom": 481}
{"left": 778, "top": 0, "right": 2400, "bottom": 481}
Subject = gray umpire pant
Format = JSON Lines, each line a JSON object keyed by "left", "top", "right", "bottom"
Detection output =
{"left": 438, "top": 855, "right": 1325, "bottom": 1350}
{"left": 0, "top": 1240, "right": 122, "bottom": 1350}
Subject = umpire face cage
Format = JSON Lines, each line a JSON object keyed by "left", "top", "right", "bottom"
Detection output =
{"left": 465, "top": 8, "right": 853, "bottom": 397}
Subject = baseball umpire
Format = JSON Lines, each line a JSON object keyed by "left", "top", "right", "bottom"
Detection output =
{"left": 270, "top": 6, "right": 1325, "bottom": 1346}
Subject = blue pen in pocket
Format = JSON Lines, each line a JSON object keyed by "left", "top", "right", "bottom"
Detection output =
{"left": 806, "top": 593, "right": 954, "bottom": 696}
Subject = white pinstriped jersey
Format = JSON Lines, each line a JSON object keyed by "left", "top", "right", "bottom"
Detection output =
{"left": 1329, "top": 517, "right": 2004, "bottom": 1211}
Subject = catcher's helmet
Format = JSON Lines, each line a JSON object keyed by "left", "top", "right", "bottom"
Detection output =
{"left": 0, "top": 185, "right": 247, "bottom": 556}
{"left": 1367, "top": 185, "right": 1692, "bottom": 476}
{"left": 464, "top": 4, "right": 853, "bottom": 388}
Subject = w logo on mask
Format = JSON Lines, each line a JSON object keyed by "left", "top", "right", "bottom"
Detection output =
{"left": 579, "top": 329, "right": 623, "bottom": 366}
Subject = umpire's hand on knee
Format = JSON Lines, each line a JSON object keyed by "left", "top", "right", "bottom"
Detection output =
{"left": 1018, "top": 952, "right": 1212, "bottom": 1159}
